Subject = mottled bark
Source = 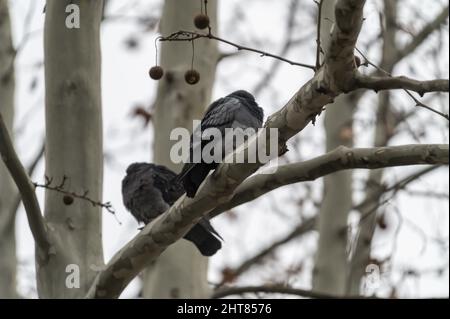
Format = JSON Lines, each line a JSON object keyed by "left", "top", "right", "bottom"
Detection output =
{"left": 39, "top": 0, "right": 104, "bottom": 298}
{"left": 0, "top": 0, "right": 18, "bottom": 298}
{"left": 209, "top": 144, "right": 448, "bottom": 218}
{"left": 347, "top": 0, "right": 398, "bottom": 294}
{"left": 313, "top": 0, "right": 354, "bottom": 295}
{"left": 142, "top": 0, "right": 219, "bottom": 299}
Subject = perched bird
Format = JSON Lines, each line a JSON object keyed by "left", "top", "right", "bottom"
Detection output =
{"left": 122, "top": 163, "right": 222, "bottom": 256}
{"left": 178, "top": 90, "right": 264, "bottom": 197}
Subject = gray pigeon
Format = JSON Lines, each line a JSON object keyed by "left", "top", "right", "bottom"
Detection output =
{"left": 178, "top": 90, "right": 264, "bottom": 197}
{"left": 122, "top": 163, "right": 222, "bottom": 256}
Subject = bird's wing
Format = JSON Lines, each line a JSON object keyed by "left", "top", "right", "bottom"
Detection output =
{"left": 233, "top": 105, "right": 264, "bottom": 129}
{"left": 201, "top": 97, "right": 241, "bottom": 131}
{"left": 122, "top": 168, "right": 169, "bottom": 223}
{"left": 121, "top": 170, "right": 142, "bottom": 212}
{"left": 152, "top": 165, "right": 184, "bottom": 205}
{"left": 177, "top": 97, "right": 241, "bottom": 179}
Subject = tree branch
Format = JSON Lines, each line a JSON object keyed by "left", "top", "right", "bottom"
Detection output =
{"left": 357, "top": 165, "right": 440, "bottom": 222}
{"left": 33, "top": 175, "right": 118, "bottom": 219}
{"left": 348, "top": 3, "right": 449, "bottom": 107}
{"left": 0, "top": 114, "right": 51, "bottom": 255}
{"left": 354, "top": 74, "right": 449, "bottom": 95}
{"left": 159, "top": 30, "right": 317, "bottom": 71}
{"left": 212, "top": 285, "right": 365, "bottom": 299}
{"left": 9, "top": 141, "right": 45, "bottom": 220}
{"left": 315, "top": 0, "right": 324, "bottom": 70}
{"left": 210, "top": 144, "right": 449, "bottom": 217}
{"left": 355, "top": 47, "right": 449, "bottom": 120}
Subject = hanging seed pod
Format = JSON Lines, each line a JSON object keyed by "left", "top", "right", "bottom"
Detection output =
{"left": 194, "top": 14, "right": 210, "bottom": 30}
{"left": 63, "top": 195, "right": 74, "bottom": 206}
{"left": 184, "top": 69, "right": 200, "bottom": 85}
{"left": 354, "top": 55, "right": 362, "bottom": 68}
{"left": 149, "top": 66, "right": 164, "bottom": 80}
{"left": 377, "top": 214, "right": 388, "bottom": 230}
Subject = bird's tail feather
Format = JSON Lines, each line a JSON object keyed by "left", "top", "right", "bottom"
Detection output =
{"left": 183, "top": 218, "right": 222, "bottom": 256}
{"left": 172, "top": 163, "right": 196, "bottom": 184}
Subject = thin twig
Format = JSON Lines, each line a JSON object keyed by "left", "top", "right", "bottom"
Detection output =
{"left": 159, "top": 30, "right": 316, "bottom": 71}
{"left": 357, "top": 166, "right": 440, "bottom": 222}
{"left": 33, "top": 176, "right": 120, "bottom": 224}
{"left": 212, "top": 285, "right": 374, "bottom": 299}
{"left": 355, "top": 47, "right": 449, "bottom": 121}
{"left": 315, "top": 0, "right": 324, "bottom": 70}
{"left": 10, "top": 141, "right": 45, "bottom": 219}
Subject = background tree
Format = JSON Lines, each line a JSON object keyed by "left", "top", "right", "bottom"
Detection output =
{"left": 142, "top": 0, "right": 218, "bottom": 299}
{"left": 312, "top": 0, "right": 355, "bottom": 295}
{"left": 0, "top": 0, "right": 105, "bottom": 298}
{"left": 0, "top": 0, "right": 18, "bottom": 298}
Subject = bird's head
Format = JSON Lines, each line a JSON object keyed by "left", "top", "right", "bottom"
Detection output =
{"left": 125, "top": 162, "right": 151, "bottom": 174}
{"left": 229, "top": 90, "right": 255, "bottom": 102}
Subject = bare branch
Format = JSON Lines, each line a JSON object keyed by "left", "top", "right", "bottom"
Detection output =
{"left": 315, "top": 0, "right": 324, "bottom": 70}
{"left": 355, "top": 47, "right": 449, "bottom": 120}
{"left": 0, "top": 113, "right": 51, "bottom": 255}
{"left": 10, "top": 141, "right": 45, "bottom": 222}
{"left": 210, "top": 144, "right": 449, "bottom": 217}
{"left": 159, "top": 30, "right": 317, "bottom": 71}
{"left": 33, "top": 176, "right": 119, "bottom": 221}
{"left": 402, "top": 189, "right": 449, "bottom": 200}
{"left": 349, "top": 4, "right": 449, "bottom": 106}
{"left": 212, "top": 285, "right": 366, "bottom": 299}
{"left": 357, "top": 165, "right": 441, "bottom": 221}
{"left": 354, "top": 74, "right": 449, "bottom": 95}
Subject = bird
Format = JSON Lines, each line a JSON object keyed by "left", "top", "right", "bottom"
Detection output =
{"left": 122, "top": 162, "right": 222, "bottom": 256}
{"left": 178, "top": 90, "right": 264, "bottom": 198}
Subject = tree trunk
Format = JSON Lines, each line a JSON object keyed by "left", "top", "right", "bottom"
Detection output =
{"left": 312, "top": 95, "right": 354, "bottom": 295}
{"left": 347, "top": 0, "right": 398, "bottom": 295}
{"left": 38, "top": 0, "right": 104, "bottom": 298}
{"left": 142, "top": 0, "right": 218, "bottom": 299}
{"left": 0, "top": 0, "right": 19, "bottom": 298}
{"left": 312, "top": 0, "right": 354, "bottom": 295}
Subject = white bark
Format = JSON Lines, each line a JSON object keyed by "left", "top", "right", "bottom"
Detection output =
{"left": 0, "top": 0, "right": 18, "bottom": 298}
{"left": 143, "top": 0, "right": 219, "bottom": 298}
{"left": 39, "top": 0, "right": 104, "bottom": 298}
{"left": 312, "top": 94, "right": 354, "bottom": 295}
{"left": 313, "top": 0, "right": 354, "bottom": 295}
{"left": 347, "top": 0, "right": 398, "bottom": 294}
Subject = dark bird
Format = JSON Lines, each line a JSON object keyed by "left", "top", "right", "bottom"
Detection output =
{"left": 122, "top": 163, "right": 222, "bottom": 256}
{"left": 178, "top": 90, "right": 264, "bottom": 197}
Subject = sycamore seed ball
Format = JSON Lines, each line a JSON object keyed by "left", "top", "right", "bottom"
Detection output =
{"left": 194, "top": 14, "right": 210, "bottom": 30}
{"left": 185, "top": 69, "right": 200, "bottom": 85}
{"left": 149, "top": 66, "right": 164, "bottom": 80}
{"left": 63, "top": 195, "right": 74, "bottom": 206}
